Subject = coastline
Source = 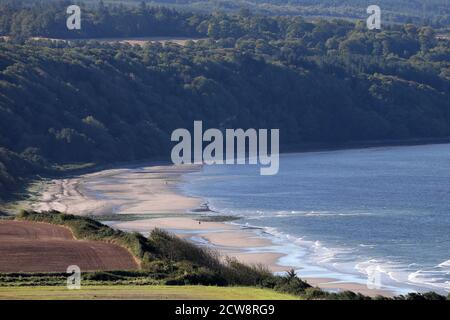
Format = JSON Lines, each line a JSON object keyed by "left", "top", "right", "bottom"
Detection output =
{"left": 22, "top": 162, "right": 397, "bottom": 297}
{"left": 28, "top": 164, "right": 202, "bottom": 215}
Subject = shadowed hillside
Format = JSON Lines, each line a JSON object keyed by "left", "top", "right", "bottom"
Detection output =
{"left": 0, "top": 3, "right": 449, "bottom": 197}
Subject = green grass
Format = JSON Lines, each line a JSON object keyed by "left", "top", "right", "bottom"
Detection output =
{"left": 0, "top": 285, "right": 300, "bottom": 300}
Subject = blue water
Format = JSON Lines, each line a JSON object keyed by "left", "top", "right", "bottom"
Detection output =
{"left": 180, "top": 144, "right": 450, "bottom": 294}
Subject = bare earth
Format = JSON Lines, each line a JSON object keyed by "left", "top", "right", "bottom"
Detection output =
{"left": 0, "top": 220, "right": 138, "bottom": 272}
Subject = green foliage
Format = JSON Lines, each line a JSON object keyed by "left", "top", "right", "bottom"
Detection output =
{"left": 8, "top": 211, "right": 450, "bottom": 299}
{"left": 0, "top": 2, "right": 206, "bottom": 39}
{"left": 0, "top": 147, "right": 41, "bottom": 198}
{"left": 400, "top": 292, "right": 448, "bottom": 301}
{"left": 0, "top": 4, "right": 449, "bottom": 199}
{"left": 148, "top": 228, "right": 221, "bottom": 270}
{"left": 5, "top": 1, "right": 447, "bottom": 31}
{"left": 147, "top": 228, "right": 278, "bottom": 287}
{"left": 147, "top": 1, "right": 450, "bottom": 27}
{"left": 271, "top": 269, "right": 310, "bottom": 296}
{"left": 0, "top": 270, "right": 161, "bottom": 286}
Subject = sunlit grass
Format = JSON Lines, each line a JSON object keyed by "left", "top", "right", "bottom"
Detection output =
{"left": 0, "top": 285, "right": 300, "bottom": 300}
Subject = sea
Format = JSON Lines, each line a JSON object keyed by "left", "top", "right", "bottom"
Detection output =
{"left": 180, "top": 144, "right": 450, "bottom": 294}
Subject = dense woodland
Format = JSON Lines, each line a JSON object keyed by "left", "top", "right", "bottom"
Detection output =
{"left": 0, "top": 2, "right": 450, "bottom": 197}
{"left": 4, "top": 0, "right": 450, "bottom": 27}
{"left": 145, "top": 0, "right": 450, "bottom": 27}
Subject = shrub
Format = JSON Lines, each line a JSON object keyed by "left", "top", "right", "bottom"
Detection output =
{"left": 148, "top": 228, "right": 222, "bottom": 269}
{"left": 83, "top": 272, "right": 127, "bottom": 282}
{"left": 165, "top": 267, "right": 227, "bottom": 286}
{"left": 220, "top": 257, "right": 275, "bottom": 287}
{"left": 272, "top": 269, "right": 311, "bottom": 295}
{"left": 403, "top": 292, "right": 447, "bottom": 300}
{"left": 303, "top": 287, "right": 328, "bottom": 300}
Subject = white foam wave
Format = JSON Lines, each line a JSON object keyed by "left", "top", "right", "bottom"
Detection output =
{"left": 407, "top": 259, "right": 450, "bottom": 292}
{"left": 190, "top": 200, "right": 450, "bottom": 294}
{"left": 272, "top": 210, "right": 374, "bottom": 218}
{"left": 438, "top": 259, "right": 450, "bottom": 268}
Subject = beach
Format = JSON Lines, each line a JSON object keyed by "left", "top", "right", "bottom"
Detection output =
{"left": 30, "top": 165, "right": 202, "bottom": 215}
{"left": 26, "top": 163, "right": 394, "bottom": 297}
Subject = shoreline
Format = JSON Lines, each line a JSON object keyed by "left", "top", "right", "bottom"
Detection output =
{"left": 3, "top": 138, "right": 449, "bottom": 209}
{"left": 28, "top": 165, "right": 202, "bottom": 215}
{"left": 22, "top": 162, "right": 400, "bottom": 297}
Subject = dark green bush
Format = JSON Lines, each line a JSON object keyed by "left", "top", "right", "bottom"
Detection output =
{"left": 148, "top": 228, "right": 221, "bottom": 270}
{"left": 403, "top": 292, "right": 447, "bottom": 300}
{"left": 303, "top": 287, "right": 329, "bottom": 300}
{"left": 220, "top": 257, "right": 275, "bottom": 287}
{"left": 273, "top": 269, "right": 311, "bottom": 295}
{"left": 165, "top": 267, "right": 227, "bottom": 286}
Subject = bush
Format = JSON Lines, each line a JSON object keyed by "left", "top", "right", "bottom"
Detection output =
{"left": 327, "top": 291, "right": 370, "bottom": 300}
{"left": 84, "top": 272, "right": 127, "bottom": 282}
{"left": 272, "top": 269, "right": 311, "bottom": 295}
{"left": 220, "top": 257, "right": 275, "bottom": 287}
{"left": 148, "top": 228, "right": 221, "bottom": 269}
{"left": 403, "top": 292, "right": 447, "bottom": 300}
{"left": 303, "top": 287, "right": 328, "bottom": 300}
{"left": 166, "top": 267, "right": 227, "bottom": 286}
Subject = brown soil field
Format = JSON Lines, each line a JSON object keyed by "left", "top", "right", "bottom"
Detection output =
{"left": 0, "top": 220, "right": 138, "bottom": 272}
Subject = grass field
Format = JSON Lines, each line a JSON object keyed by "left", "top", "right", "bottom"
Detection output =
{"left": 0, "top": 285, "right": 299, "bottom": 300}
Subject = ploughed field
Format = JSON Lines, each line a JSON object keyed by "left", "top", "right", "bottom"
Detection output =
{"left": 0, "top": 220, "right": 138, "bottom": 272}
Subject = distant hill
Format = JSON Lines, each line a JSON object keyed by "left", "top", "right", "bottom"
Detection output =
{"left": 110, "top": 0, "right": 450, "bottom": 26}
{"left": 3, "top": 0, "right": 449, "bottom": 26}
{"left": 0, "top": 3, "right": 449, "bottom": 198}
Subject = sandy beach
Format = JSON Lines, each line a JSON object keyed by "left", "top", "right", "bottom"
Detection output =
{"left": 30, "top": 165, "right": 202, "bottom": 215}
{"left": 27, "top": 163, "right": 394, "bottom": 297}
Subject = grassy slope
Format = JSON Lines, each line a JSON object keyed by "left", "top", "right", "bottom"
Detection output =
{"left": 0, "top": 285, "right": 299, "bottom": 300}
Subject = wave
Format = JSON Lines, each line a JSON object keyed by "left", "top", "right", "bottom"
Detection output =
{"left": 407, "top": 259, "right": 450, "bottom": 292}
{"left": 199, "top": 207, "right": 375, "bottom": 218}
{"left": 438, "top": 259, "right": 450, "bottom": 268}
{"left": 233, "top": 220, "right": 450, "bottom": 294}
{"left": 178, "top": 152, "right": 450, "bottom": 292}
{"left": 190, "top": 202, "right": 450, "bottom": 294}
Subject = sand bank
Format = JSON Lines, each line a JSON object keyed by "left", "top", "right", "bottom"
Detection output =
{"left": 30, "top": 165, "right": 201, "bottom": 215}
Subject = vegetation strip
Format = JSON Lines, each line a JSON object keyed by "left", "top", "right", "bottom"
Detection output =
{"left": 7, "top": 211, "right": 449, "bottom": 300}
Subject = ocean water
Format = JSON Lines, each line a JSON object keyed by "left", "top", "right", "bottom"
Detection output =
{"left": 180, "top": 144, "right": 450, "bottom": 294}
